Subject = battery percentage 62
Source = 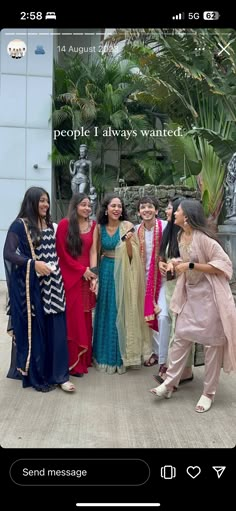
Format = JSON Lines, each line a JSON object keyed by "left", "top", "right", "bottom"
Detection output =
{"left": 203, "top": 11, "right": 220, "bottom": 20}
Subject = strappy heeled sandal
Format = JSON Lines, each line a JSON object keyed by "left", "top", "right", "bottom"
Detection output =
{"left": 144, "top": 354, "right": 159, "bottom": 367}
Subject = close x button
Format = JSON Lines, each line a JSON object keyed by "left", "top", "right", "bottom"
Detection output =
{"left": 10, "top": 459, "right": 150, "bottom": 486}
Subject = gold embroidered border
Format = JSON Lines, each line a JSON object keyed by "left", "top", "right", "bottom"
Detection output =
{"left": 145, "top": 314, "right": 155, "bottom": 321}
{"left": 69, "top": 347, "right": 88, "bottom": 371}
{"left": 18, "top": 219, "right": 37, "bottom": 375}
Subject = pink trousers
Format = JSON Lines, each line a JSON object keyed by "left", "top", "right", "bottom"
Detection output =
{"left": 165, "top": 338, "right": 224, "bottom": 396}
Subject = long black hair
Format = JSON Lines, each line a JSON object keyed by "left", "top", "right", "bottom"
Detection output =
{"left": 97, "top": 193, "right": 129, "bottom": 225}
{"left": 159, "top": 197, "right": 183, "bottom": 259}
{"left": 66, "top": 193, "right": 90, "bottom": 258}
{"left": 17, "top": 186, "right": 51, "bottom": 246}
{"left": 179, "top": 199, "right": 220, "bottom": 243}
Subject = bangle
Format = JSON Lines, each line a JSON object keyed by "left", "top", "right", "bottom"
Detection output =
{"left": 90, "top": 266, "right": 98, "bottom": 275}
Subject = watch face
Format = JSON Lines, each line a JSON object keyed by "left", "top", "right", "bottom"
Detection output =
{"left": 189, "top": 262, "right": 194, "bottom": 269}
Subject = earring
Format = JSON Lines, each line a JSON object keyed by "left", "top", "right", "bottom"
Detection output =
{"left": 105, "top": 211, "right": 108, "bottom": 216}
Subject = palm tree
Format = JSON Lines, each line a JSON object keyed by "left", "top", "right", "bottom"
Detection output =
{"left": 52, "top": 53, "right": 155, "bottom": 194}
{"left": 107, "top": 28, "right": 236, "bottom": 223}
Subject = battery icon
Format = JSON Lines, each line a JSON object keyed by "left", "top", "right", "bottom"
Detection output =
{"left": 203, "top": 11, "right": 220, "bottom": 20}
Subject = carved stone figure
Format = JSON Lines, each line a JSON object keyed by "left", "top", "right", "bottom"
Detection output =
{"left": 225, "top": 152, "right": 236, "bottom": 223}
{"left": 89, "top": 186, "right": 98, "bottom": 219}
{"left": 69, "top": 144, "right": 92, "bottom": 195}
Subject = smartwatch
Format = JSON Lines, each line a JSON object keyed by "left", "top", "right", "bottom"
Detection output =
{"left": 189, "top": 262, "right": 195, "bottom": 270}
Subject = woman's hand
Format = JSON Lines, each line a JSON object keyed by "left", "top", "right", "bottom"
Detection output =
{"left": 90, "top": 278, "right": 98, "bottom": 294}
{"left": 159, "top": 261, "right": 167, "bottom": 276}
{"left": 166, "top": 261, "right": 175, "bottom": 276}
{"left": 35, "top": 261, "right": 52, "bottom": 276}
{"left": 171, "top": 258, "right": 183, "bottom": 267}
{"left": 124, "top": 231, "right": 134, "bottom": 243}
{"left": 175, "top": 262, "right": 189, "bottom": 275}
{"left": 83, "top": 267, "right": 97, "bottom": 281}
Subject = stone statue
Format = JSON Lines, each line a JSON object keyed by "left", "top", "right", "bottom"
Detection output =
{"left": 225, "top": 152, "right": 236, "bottom": 223}
{"left": 69, "top": 144, "right": 93, "bottom": 195}
{"left": 89, "top": 186, "right": 98, "bottom": 219}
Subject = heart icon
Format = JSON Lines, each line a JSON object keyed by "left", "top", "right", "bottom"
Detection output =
{"left": 186, "top": 466, "right": 201, "bottom": 479}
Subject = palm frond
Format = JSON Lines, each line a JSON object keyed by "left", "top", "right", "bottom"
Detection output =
{"left": 187, "top": 128, "right": 236, "bottom": 163}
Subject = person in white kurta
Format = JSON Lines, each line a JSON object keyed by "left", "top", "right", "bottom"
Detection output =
{"left": 136, "top": 196, "right": 170, "bottom": 367}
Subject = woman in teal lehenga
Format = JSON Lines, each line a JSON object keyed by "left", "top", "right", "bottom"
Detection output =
{"left": 93, "top": 224, "right": 124, "bottom": 373}
{"left": 92, "top": 193, "right": 151, "bottom": 374}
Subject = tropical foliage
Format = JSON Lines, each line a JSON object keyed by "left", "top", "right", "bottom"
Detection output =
{"left": 52, "top": 28, "right": 236, "bottom": 223}
{"left": 107, "top": 28, "right": 236, "bottom": 222}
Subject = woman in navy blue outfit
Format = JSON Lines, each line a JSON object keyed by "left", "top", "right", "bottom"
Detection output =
{"left": 3, "top": 187, "right": 75, "bottom": 392}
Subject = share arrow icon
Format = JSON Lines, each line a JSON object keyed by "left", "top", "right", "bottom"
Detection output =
{"left": 212, "top": 466, "right": 226, "bottom": 478}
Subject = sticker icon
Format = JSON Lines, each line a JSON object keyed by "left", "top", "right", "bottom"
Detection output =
{"left": 7, "top": 39, "right": 27, "bottom": 59}
{"left": 35, "top": 45, "right": 45, "bottom": 55}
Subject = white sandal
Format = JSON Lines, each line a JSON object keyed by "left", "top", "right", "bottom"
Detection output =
{"left": 195, "top": 394, "right": 213, "bottom": 413}
{"left": 149, "top": 382, "right": 173, "bottom": 399}
{"left": 60, "top": 381, "right": 75, "bottom": 392}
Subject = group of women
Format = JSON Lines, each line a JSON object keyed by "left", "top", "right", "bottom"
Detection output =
{"left": 3, "top": 186, "right": 236, "bottom": 412}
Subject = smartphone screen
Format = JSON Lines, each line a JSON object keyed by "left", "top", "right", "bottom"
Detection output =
{"left": 0, "top": 8, "right": 235, "bottom": 510}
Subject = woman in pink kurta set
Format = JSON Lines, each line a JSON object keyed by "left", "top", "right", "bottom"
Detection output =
{"left": 150, "top": 199, "right": 236, "bottom": 413}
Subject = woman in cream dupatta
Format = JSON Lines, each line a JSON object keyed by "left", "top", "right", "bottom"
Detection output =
{"left": 114, "top": 221, "right": 152, "bottom": 368}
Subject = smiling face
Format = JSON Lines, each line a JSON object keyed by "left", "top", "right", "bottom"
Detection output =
{"left": 174, "top": 205, "right": 186, "bottom": 227}
{"left": 139, "top": 202, "right": 158, "bottom": 222}
{"left": 77, "top": 198, "right": 92, "bottom": 219}
{"left": 107, "top": 197, "right": 123, "bottom": 221}
{"left": 165, "top": 202, "right": 173, "bottom": 222}
{"left": 38, "top": 194, "right": 49, "bottom": 219}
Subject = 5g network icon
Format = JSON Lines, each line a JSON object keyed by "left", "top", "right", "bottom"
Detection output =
{"left": 160, "top": 465, "right": 176, "bottom": 479}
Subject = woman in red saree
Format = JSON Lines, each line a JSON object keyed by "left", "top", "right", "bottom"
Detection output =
{"left": 56, "top": 194, "right": 97, "bottom": 376}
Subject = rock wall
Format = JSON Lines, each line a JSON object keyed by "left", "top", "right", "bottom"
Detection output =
{"left": 114, "top": 184, "right": 201, "bottom": 223}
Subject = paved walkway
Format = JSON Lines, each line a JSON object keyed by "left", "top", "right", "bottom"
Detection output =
{"left": 0, "top": 280, "right": 235, "bottom": 449}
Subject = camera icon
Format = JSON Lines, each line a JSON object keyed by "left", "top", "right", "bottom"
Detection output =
{"left": 160, "top": 465, "right": 176, "bottom": 479}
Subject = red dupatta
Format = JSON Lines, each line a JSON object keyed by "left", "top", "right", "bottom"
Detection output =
{"left": 138, "top": 219, "right": 162, "bottom": 331}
